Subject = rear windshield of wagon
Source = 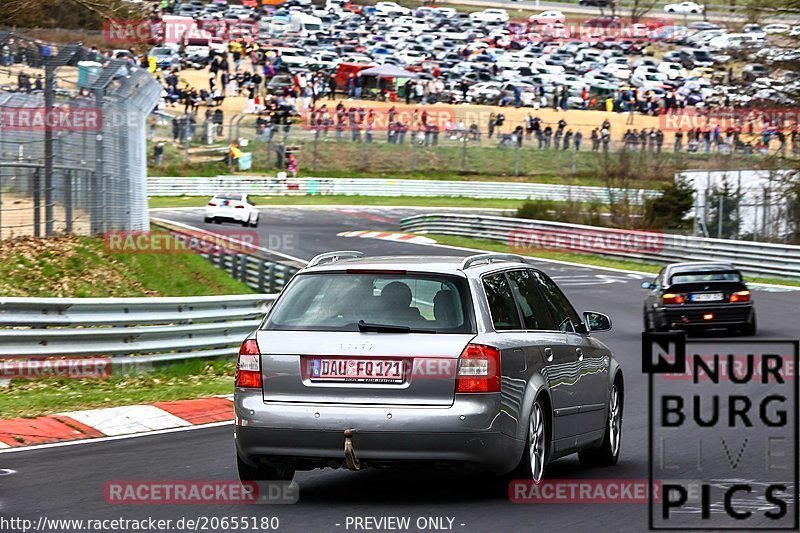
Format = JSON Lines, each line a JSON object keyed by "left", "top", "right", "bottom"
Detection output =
{"left": 263, "top": 272, "right": 476, "bottom": 333}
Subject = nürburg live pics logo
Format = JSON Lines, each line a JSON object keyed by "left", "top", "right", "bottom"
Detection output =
{"left": 643, "top": 332, "right": 799, "bottom": 530}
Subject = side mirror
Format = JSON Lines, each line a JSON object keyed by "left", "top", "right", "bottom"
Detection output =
{"left": 641, "top": 281, "right": 653, "bottom": 290}
{"left": 584, "top": 311, "right": 612, "bottom": 333}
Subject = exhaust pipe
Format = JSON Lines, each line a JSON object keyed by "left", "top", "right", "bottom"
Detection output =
{"left": 343, "top": 429, "right": 361, "bottom": 471}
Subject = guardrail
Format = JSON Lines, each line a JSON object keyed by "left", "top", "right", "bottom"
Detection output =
{"left": 148, "top": 176, "right": 660, "bottom": 205}
{"left": 204, "top": 252, "right": 299, "bottom": 293}
{"left": 147, "top": 217, "right": 303, "bottom": 292}
{"left": 400, "top": 213, "right": 800, "bottom": 280}
{"left": 0, "top": 295, "right": 276, "bottom": 365}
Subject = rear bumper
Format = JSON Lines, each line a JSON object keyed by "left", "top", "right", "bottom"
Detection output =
{"left": 205, "top": 208, "right": 247, "bottom": 221}
{"left": 657, "top": 303, "right": 754, "bottom": 329}
{"left": 234, "top": 390, "right": 522, "bottom": 474}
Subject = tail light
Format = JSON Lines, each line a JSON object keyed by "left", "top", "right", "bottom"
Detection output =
{"left": 235, "top": 339, "right": 261, "bottom": 388}
{"left": 234, "top": 204, "right": 245, "bottom": 209}
{"left": 456, "top": 343, "right": 501, "bottom": 393}
{"left": 207, "top": 202, "right": 217, "bottom": 206}
{"left": 730, "top": 290, "right": 750, "bottom": 303}
{"left": 663, "top": 293, "right": 685, "bottom": 304}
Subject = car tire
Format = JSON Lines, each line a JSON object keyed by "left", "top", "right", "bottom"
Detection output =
{"left": 237, "top": 454, "right": 295, "bottom": 482}
{"left": 214, "top": 218, "right": 222, "bottom": 224}
{"left": 741, "top": 313, "right": 757, "bottom": 336}
{"left": 578, "top": 379, "right": 623, "bottom": 467}
{"left": 512, "top": 397, "right": 549, "bottom": 483}
{"left": 204, "top": 217, "right": 213, "bottom": 224}
{"left": 643, "top": 310, "right": 653, "bottom": 332}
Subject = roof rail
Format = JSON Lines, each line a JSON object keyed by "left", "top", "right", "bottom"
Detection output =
{"left": 459, "top": 253, "right": 527, "bottom": 270}
{"left": 307, "top": 251, "right": 365, "bottom": 268}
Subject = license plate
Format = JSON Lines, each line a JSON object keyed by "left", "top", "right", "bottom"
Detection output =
{"left": 308, "top": 358, "right": 405, "bottom": 383}
{"left": 691, "top": 293, "right": 723, "bottom": 302}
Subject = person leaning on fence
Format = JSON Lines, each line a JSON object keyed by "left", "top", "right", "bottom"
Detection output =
{"left": 563, "top": 130, "right": 573, "bottom": 150}
{"left": 674, "top": 129, "right": 683, "bottom": 153}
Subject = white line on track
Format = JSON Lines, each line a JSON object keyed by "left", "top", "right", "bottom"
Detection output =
{"left": 0, "top": 421, "right": 232, "bottom": 455}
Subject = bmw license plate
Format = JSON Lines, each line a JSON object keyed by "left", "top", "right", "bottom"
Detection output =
{"left": 308, "top": 358, "right": 404, "bottom": 383}
{"left": 691, "top": 293, "right": 723, "bottom": 302}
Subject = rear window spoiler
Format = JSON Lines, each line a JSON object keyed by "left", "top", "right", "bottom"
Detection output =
{"left": 669, "top": 270, "right": 742, "bottom": 284}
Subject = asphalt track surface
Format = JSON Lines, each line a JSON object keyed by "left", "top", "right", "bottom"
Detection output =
{"left": 1, "top": 206, "right": 798, "bottom": 533}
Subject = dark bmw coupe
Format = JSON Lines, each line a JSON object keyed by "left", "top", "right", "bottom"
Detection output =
{"left": 641, "top": 262, "right": 756, "bottom": 335}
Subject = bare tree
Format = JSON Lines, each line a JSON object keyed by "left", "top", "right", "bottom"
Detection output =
{"left": 0, "top": 0, "right": 140, "bottom": 29}
{"left": 629, "top": 0, "right": 660, "bottom": 24}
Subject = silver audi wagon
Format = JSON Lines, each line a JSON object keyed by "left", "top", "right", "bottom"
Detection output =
{"left": 234, "top": 252, "right": 624, "bottom": 483}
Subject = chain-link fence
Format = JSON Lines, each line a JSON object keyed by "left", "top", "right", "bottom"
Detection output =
{"left": 683, "top": 169, "right": 800, "bottom": 243}
{"left": 0, "top": 33, "right": 161, "bottom": 239}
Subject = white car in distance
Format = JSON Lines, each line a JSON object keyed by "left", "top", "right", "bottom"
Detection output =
{"left": 528, "top": 11, "right": 565, "bottom": 25}
{"left": 469, "top": 9, "right": 509, "bottom": 24}
{"left": 664, "top": 1, "right": 704, "bottom": 14}
{"left": 205, "top": 193, "right": 259, "bottom": 227}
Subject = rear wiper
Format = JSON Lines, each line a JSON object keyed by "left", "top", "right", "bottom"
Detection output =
{"left": 357, "top": 320, "right": 436, "bottom": 334}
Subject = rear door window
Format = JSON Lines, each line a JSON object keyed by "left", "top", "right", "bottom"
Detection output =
{"left": 531, "top": 271, "right": 582, "bottom": 333}
{"left": 482, "top": 273, "right": 523, "bottom": 331}
{"left": 507, "top": 269, "right": 556, "bottom": 331}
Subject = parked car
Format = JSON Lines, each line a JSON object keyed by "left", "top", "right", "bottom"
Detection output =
{"left": 235, "top": 253, "right": 624, "bottom": 483}
{"left": 147, "top": 46, "right": 181, "bottom": 70}
{"left": 641, "top": 262, "right": 756, "bottom": 335}
{"left": 742, "top": 63, "right": 769, "bottom": 81}
{"left": 763, "top": 23, "right": 791, "bottom": 35}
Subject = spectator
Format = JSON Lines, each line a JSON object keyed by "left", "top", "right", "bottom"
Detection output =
{"left": 287, "top": 153, "right": 298, "bottom": 178}
{"left": 574, "top": 131, "right": 583, "bottom": 151}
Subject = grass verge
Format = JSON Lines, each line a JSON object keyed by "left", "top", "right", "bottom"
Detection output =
{"left": 1, "top": 359, "right": 234, "bottom": 419}
{"left": 0, "top": 235, "right": 254, "bottom": 297}
{"left": 428, "top": 234, "right": 800, "bottom": 288}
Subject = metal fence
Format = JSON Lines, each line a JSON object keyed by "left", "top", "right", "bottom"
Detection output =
{"left": 0, "top": 32, "right": 161, "bottom": 239}
{"left": 151, "top": 109, "right": 794, "bottom": 184}
{"left": 148, "top": 175, "right": 661, "bottom": 204}
{"left": 400, "top": 213, "right": 800, "bottom": 280}
{"left": 0, "top": 294, "right": 276, "bottom": 366}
